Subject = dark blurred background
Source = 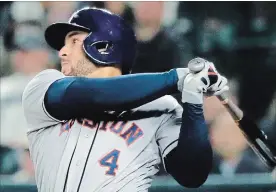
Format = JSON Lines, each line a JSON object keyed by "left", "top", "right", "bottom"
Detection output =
{"left": 0, "top": 1, "right": 275, "bottom": 191}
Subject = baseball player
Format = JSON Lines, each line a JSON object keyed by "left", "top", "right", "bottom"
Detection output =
{"left": 22, "top": 7, "right": 228, "bottom": 192}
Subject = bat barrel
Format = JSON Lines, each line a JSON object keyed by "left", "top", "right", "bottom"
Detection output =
{"left": 239, "top": 115, "right": 276, "bottom": 169}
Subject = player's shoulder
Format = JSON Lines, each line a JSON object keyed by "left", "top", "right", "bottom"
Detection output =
{"left": 137, "top": 95, "right": 181, "bottom": 112}
{"left": 24, "top": 69, "right": 63, "bottom": 90}
{"left": 22, "top": 69, "right": 64, "bottom": 101}
{"left": 31, "top": 69, "right": 64, "bottom": 82}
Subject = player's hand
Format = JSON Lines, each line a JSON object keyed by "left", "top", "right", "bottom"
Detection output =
{"left": 196, "top": 58, "right": 229, "bottom": 97}
{"left": 176, "top": 57, "right": 229, "bottom": 104}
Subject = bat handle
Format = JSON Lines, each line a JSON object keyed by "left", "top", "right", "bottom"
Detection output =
{"left": 216, "top": 92, "right": 244, "bottom": 121}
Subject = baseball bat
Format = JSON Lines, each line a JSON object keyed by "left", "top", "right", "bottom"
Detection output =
{"left": 217, "top": 93, "right": 276, "bottom": 169}
{"left": 188, "top": 58, "right": 276, "bottom": 168}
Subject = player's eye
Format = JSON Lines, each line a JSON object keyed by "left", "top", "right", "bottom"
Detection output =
{"left": 72, "top": 38, "right": 78, "bottom": 44}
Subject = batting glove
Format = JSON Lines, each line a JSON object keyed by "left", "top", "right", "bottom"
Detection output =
{"left": 176, "top": 58, "right": 229, "bottom": 104}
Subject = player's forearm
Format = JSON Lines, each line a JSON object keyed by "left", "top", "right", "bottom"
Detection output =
{"left": 165, "top": 103, "right": 212, "bottom": 188}
{"left": 45, "top": 69, "right": 178, "bottom": 120}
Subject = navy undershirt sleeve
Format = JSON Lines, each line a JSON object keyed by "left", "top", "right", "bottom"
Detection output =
{"left": 45, "top": 69, "right": 179, "bottom": 120}
{"left": 164, "top": 103, "right": 213, "bottom": 188}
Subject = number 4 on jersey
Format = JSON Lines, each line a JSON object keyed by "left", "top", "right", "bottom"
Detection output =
{"left": 99, "top": 149, "right": 120, "bottom": 176}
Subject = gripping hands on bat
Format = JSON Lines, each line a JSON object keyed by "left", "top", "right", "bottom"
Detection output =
{"left": 177, "top": 57, "right": 229, "bottom": 104}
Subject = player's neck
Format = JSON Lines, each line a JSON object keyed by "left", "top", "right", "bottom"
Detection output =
{"left": 86, "top": 66, "right": 122, "bottom": 78}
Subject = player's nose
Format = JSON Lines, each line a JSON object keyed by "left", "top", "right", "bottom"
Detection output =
{"left": 58, "top": 45, "right": 69, "bottom": 59}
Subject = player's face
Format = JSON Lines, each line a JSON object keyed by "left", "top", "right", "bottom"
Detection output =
{"left": 59, "top": 31, "right": 97, "bottom": 76}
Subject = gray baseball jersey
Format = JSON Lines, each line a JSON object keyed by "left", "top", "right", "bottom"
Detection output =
{"left": 22, "top": 69, "right": 182, "bottom": 192}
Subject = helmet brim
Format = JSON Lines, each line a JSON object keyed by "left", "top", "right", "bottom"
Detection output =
{"left": 45, "top": 23, "right": 90, "bottom": 51}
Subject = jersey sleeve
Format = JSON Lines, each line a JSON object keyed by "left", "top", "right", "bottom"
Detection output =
{"left": 155, "top": 96, "right": 183, "bottom": 160}
{"left": 22, "top": 69, "right": 66, "bottom": 133}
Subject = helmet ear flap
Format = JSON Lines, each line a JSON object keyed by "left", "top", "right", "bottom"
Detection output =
{"left": 82, "top": 32, "right": 105, "bottom": 64}
{"left": 82, "top": 32, "right": 121, "bottom": 66}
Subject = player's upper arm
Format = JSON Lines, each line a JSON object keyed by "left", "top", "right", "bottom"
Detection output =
{"left": 22, "top": 69, "right": 65, "bottom": 133}
{"left": 155, "top": 96, "right": 182, "bottom": 167}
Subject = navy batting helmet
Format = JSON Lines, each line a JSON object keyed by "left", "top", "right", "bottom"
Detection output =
{"left": 45, "top": 7, "right": 137, "bottom": 74}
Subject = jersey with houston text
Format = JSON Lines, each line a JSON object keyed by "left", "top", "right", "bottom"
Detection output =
{"left": 22, "top": 69, "right": 183, "bottom": 192}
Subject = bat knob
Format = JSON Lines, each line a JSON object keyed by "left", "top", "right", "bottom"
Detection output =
{"left": 188, "top": 57, "right": 206, "bottom": 73}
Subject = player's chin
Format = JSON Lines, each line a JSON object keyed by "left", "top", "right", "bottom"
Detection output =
{"left": 61, "top": 66, "right": 73, "bottom": 76}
